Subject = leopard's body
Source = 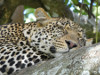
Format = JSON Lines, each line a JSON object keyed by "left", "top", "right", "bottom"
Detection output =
{"left": 0, "top": 8, "right": 90, "bottom": 75}
{"left": 0, "top": 22, "right": 34, "bottom": 46}
{"left": 0, "top": 44, "right": 54, "bottom": 75}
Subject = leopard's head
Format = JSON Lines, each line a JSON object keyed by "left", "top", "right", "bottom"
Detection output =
{"left": 23, "top": 8, "right": 90, "bottom": 56}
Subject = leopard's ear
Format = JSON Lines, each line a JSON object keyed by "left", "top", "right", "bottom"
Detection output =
{"left": 35, "top": 8, "right": 50, "bottom": 21}
{"left": 35, "top": 8, "right": 51, "bottom": 27}
{"left": 86, "top": 38, "right": 93, "bottom": 46}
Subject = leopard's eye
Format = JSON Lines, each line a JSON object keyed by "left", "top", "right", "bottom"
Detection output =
{"left": 65, "top": 25, "right": 70, "bottom": 30}
{"left": 64, "top": 29, "right": 68, "bottom": 34}
{"left": 62, "top": 22, "right": 67, "bottom": 25}
{"left": 78, "top": 38, "right": 86, "bottom": 47}
{"left": 78, "top": 32, "right": 80, "bottom": 36}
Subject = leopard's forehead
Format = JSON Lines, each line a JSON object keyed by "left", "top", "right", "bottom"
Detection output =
{"left": 40, "top": 17, "right": 82, "bottom": 29}
{"left": 40, "top": 17, "right": 85, "bottom": 37}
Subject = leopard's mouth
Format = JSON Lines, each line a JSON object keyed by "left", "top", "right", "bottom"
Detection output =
{"left": 50, "top": 40, "right": 78, "bottom": 53}
{"left": 49, "top": 45, "right": 69, "bottom": 53}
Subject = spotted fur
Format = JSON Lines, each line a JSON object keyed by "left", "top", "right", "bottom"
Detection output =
{"left": 0, "top": 44, "right": 54, "bottom": 75}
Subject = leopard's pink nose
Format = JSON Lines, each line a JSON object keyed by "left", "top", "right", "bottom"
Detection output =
{"left": 65, "top": 40, "right": 77, "bottom": 49}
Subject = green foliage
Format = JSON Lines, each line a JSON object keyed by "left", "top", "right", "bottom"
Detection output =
{"left": 84, "top": 0, "right": 90, "bottom": 5}
{"left": 72, "top": 0, "right": 78, "bottom": 5}
{"left": 93, "top": 6, "right": 100, "bottom": 18}
{"left": 24, "top": 8, "right": 36, "bottom": 23}
{"left": 68, "top": 3, "right": 73, "bottom": 7}
{"left": 65, "top": 0, "right": 100, "bottom": 19}
{"left": 24, "top": 0, "right": 100, "bottom": 22}
{"left": 65, "top": 0, "right": 69, "bottom": 5}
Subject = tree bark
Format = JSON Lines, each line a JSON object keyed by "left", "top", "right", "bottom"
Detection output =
{"left": 11, "top": 5, "right": 24, "bottom": 24}
{"left": 11, "top": 43, "right": 100, "bottom": 75}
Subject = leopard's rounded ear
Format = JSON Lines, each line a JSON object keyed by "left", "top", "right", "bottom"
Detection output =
{"left": 86, "top": 38, "right": 93, "bottom": 46}
{"left": 35, "top": 7, "right": 50, "bottom": 21}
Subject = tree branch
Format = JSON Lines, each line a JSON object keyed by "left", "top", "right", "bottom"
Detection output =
{"left": 11, "top": 43, "right": 100, "bottom": 75}
{"left": 76, "top": 2, "right": 95, "bottom": 18}
{"left": 89, "top": 0, "right": 94, "bottom": 18}
{"left": 11, "top": 5, "right": 24, "bottom": 23}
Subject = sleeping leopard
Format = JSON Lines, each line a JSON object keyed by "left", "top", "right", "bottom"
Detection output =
{"left": 0, "top": 8, "right": 86, "bottom": 46}
{"left": 0, "top": 8, "right": 92, "bottom": 75}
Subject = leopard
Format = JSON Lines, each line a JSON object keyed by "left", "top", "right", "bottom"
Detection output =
{"left": 0, "top": 8, "right": 86, "bottom": 47}
{"left": 0, "top": 8, "right": 92, "bottom": 75}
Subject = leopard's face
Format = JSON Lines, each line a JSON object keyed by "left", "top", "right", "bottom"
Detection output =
{"left": 54, "top": 30, "right": 86, "bottom": 53}
{"left": 23, "top": 18, "right": 86, "bottom": 56}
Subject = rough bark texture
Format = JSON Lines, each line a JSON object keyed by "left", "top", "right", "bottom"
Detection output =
{"left": 0, "top": 0, "right": 73, "bottom": 25}
{"left": 11, "top": 5, "right": 24, "bottom": 24}
{"left": 11, "top": 43, "right": 100, "bottom": 75}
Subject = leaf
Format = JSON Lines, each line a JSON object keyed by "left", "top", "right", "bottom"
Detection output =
{"left": 24, "top": 8, "right": 35, "bottom": 23}
{"left": 81, "top": 10, "right": 87, "bottom": 15}
{"left": 84, "top": 0, "right": 90, "bottom": 5}
{"left": 73, "top": 8, "right": 80, "bottom": 13}
{"left": 72, "top": 0, "right": 78, "bottom": 5}
{"left": 65, "top": 0, "right": 69, "bottom": 5}
{"left": 68, "top": 3, "right": 72, "bottom": 7}
{"left": 24, "top": 6, "right": 31, "bottom": 9}
{"left": 24, "top": 8, "right": 35, "bottom": 14}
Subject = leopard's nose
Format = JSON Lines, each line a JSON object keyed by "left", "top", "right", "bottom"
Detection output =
{"left": 65, "top": 40, "right": 77, "bottom": 49}
{"left": 49, "top": 46, "right": 56, "bottom": 53}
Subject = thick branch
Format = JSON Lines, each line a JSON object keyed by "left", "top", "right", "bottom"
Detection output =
{"left": 11, "top": 5, "right": 24, "bottom": 24}
{"left": 89, "top": 0, "right": 94, "bottom": 18}
{"left": 11, "top": 43, "right": 100, "bottom": 75}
